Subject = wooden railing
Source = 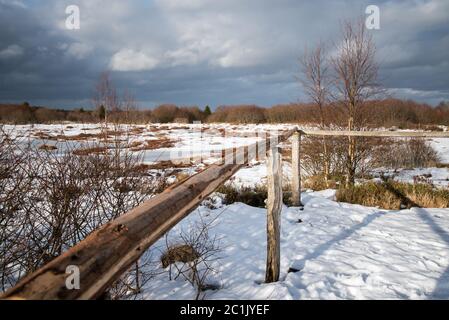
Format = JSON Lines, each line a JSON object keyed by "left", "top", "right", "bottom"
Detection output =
{"left": 2, "top": 128, "right": 448, "bottom": 300}
{"left": 301, "top": 130, "right": 449, "bottom": 138}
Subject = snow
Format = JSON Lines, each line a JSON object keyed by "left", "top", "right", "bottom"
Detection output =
{"left": 372, "top": 167, "right": 449, "bottom": 188}
{"left": 394, "top": 168, "right": 449, "bottom": 188}
{"left": 229, "top": 161, "right": 292, "bottom": 188}
{"left": 141, "top": 190, "right": 449, "bottom": 300}
{"left": 431, "top": 138, "right": 449, "bottom": 164}
{"left": 2, "top": 123, "right": 449, "bottom": 300}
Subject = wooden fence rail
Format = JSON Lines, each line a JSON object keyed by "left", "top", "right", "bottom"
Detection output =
{"left": 302, "top": 130, "right": 449, "bottom": 138}
{"left": 2, "top": 128, "right": 448, "bottom": 300}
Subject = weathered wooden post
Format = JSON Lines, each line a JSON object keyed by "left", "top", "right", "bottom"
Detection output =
{"left": 291, "top": 131, "right": 304, "bottom": 208}
{"left": 266, "top": 146, "right": 282, "bottom": 283}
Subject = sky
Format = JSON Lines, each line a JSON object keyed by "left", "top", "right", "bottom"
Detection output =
{"left": 0, "top": 0, "right": 448, "bottom": 109}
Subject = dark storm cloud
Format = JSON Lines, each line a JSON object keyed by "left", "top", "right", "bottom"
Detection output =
{"left": 0, "top": 0, "right": 448, "bottom": 109}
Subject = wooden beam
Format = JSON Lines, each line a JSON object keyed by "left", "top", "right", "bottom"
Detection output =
{"left": 291, "top": 132, "right": 303, "bottom": 207}
{"left": 301, "top": 130, "right": 449, "bottom": 138}
{"left": 1, "top": 129, "right": 296, "bottom": 300}
{"left": 265, "top": 146, "right": 282, "bottom": 283}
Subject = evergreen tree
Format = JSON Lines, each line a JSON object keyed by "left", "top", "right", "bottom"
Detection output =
{"left": 98, "top": 105, "right": 106, "bottom": 121}
{"left": 204, "top": 105, "right": 212, "bottom": 116}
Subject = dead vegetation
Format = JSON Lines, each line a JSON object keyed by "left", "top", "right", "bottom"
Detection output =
{"left": 161, "top": 245, "right": 200, "bottom": 269}
{"left": 0, "top": 128, "right": 168, "bottom": 297}
{"left": 38, "top": 144, "right": 58, "bottom": 151}
{"left": 33, "top": 131, "right": 54, "bottom": 140}
{"left": 162, "top": 213, "right": 222, "bottom": 300}
{"left": 130, "top": 138, "right": 176, "bottom": 151}
{"left": 301, "top": 136, "right": 440, "bottom": 189}
{"left": 371, "top": 138, "right": 440, "bottom": 169}
{"left": 128, "top": 141, "right": 143, "bottom": 149}
{"left": 73, "top": 146, "right": 108, "bottom": 156}
{"left": 303, "top": 174, "right": 341, "bottom": 191}
{"left": 336, "top": 181, "right": 449, "bottom": 209}
{"left": 217, "top": 184, "right": 293, "bottom": 208}
{"left": 56, "top": 133, "right": 98, "bottom": 141}
{"left": 147, "top": 161, "right": 192, "bottom": 170}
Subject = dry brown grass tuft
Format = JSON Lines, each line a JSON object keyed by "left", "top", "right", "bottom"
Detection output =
{"left": 161, "top": 244, "right": 200, "bottom": 269}
{"left": 38, "top": 144, "right": 58, "bottom": 151}
{"left": 148, "top": 160, "right": 191, "bottom": 170}
{"left": 303, "top": 174, "right": 341, "bottom": 191}
{"left": 129, "top": 127, "right": 146, "bottom": 135}
{"left": 105, "top": 130, "right": 124, "bottom": 137}
{"left": 128, "top": 141, "right": 143, "bottom": 149}
{"left": 131, "top": 137, "right": 176, "bottom": 151}
{"left": 33, "top": 131, "right": 55, "bottom": 140}
{"left": 73, "top": 146, "right": 108, "bottom": 156}
{"left": 337, "top": 181, "right": 449, "bottom": 209}
{"left": 217, "top": 184, "right": 293, "bottom": 208}
{"left": 129, "top": 161, "right": 192, "bottom": 173}
{"left": 57, "top": 133, "right": 97, "bottom": 141}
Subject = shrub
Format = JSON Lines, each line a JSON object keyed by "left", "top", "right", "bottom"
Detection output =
{"left": 303, "top": 174, "right": 341, "bottom": 191}
{"left": 161, "top": 245, "right": 200, "bottom": 269}
{"left": 38, "top": 144, "right": 58, "bottom": 151}
{"left": 336, "top": 181, "right": 449, "bottom": 209}
{"left": 372, "top": 138, "right": 439, "bottom": 169}
{"left": 217, "top": 184, "right": 268, "bottom": 208}
{"left": 0, "top": 130, "right": 167, "bottom": 294}
{"left": 208, "top": 105, "right": 266, "bottom": 124}
{"left": 217, "top": 184, "right": 293, "bottom": 207}
{"left": 163, "top": 213, "right": 222, "bottom": 300}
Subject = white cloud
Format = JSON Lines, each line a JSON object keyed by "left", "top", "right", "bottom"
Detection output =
{"left": 0, "top": 44, "right": 24, "bottom": 59}
{"left": 0, "top": 0, "right": 27, "bottom": 9}
{"left": 216, "top": 43, "right": 263, "bottom": 68}
{"left": 388, "top": 87, "right": 447, "bottom": 98}
{"left": 155, "top": 0, "right": 209, "bottom": 10}
{"left": 66, "top": 43, "right": 93, "bottom": 60}
{"left": 110, "top": 49, "right": 159, "bottom": 71}
{"left": 165, "top": 48, "right": 201, "bottom": 66}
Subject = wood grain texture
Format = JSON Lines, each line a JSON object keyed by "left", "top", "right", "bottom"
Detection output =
{"left": 291, "top": 132, "right": 303, "bottom": 207}
{"left": 265, "top": 147, "right": 282, "bottom": 283}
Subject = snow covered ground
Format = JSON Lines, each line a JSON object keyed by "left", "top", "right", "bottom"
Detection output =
{"left": 431, "top": 138, "right": 449, "bottom": 164}
{"left": 371, "top": 167, "right": 449, "bottom": 188}
{"left": 142, "top": 190, "right": 449, "bottom": 300}
{"left": 2, "top": 123, "right": 449, "bottom": 299}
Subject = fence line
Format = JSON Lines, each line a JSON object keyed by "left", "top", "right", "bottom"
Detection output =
{"left": 302, "top": 130, "right": 449, "bottom": 138}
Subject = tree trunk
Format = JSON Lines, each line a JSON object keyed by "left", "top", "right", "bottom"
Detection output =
{"left": 346, "top": 114, "right": 356, "bottom": 187}
{"left": 322, "top": 136, "right": 330, "bottom": 187}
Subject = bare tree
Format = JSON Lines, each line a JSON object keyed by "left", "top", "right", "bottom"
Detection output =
{"left": 331, "top": 19, "right": 380, "bottom": 186}
{"left": 300, "top": 42, "right": 331, "bottom": 186}
{"left": 93, "top": 72, "right": 120, "bottom": 126}
{"left": 123, "top": 90, "right": 139, "bottom": 124}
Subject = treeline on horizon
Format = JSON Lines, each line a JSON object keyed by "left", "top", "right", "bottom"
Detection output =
{"left": 1, "top": 99, "right": 449, "bottom": 129}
